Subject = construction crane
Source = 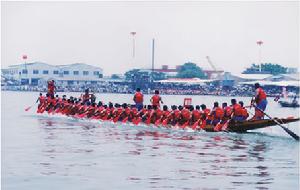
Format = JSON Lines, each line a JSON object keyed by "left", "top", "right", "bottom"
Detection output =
{"left": 205, "top": 56, "right": 221, "bottom": 79}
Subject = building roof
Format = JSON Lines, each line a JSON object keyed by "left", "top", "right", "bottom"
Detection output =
{"left": 157, "top": 78, "right": 213, "bottom": 84}
{"left": 234, "top": 73, "right": 272, "bottom": 80}
{"left": 239, "top": 80, "right": 300, "bottom": 87}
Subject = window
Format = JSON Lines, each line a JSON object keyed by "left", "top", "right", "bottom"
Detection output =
{"left": 73, "top": 71, "right": 79, "bottom": 75}
{"left": 53, "top": 70, "right": 59, "bottom": 74}
{"left": 31, "top": 78, "right": 39, "bottom": 86}
{"left": 63, "top": 71, "right": 69, "bottom": 75}
{"left": 83, "top": 71, "right": 89, "bottom": 75}
{"left": 99, "top": 74, "right": 103, "bottom": 78}
{"left": 22, "top": 69, "right": 28, "bottom": 74}
{"left": 94, "top": 71, "right": 100, "bottom": 75}
{"left": 43, "top": 70, "right": 49, "bottom": 74}
{"left": 33, "top": 70, "right": 39, "bottom": 74}
{"left": 67, "top": 81, "right": 74, "bottom": 85}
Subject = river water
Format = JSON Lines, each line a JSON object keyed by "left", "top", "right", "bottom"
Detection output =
{"left": 2, "top": 91, "right": 299, "bottom": 190}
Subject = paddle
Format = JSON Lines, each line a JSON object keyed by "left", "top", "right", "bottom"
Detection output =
{"left": 253, "top": 105, "right": 299, "bottom": 141}
{"left": 191, "top": 119, "right": 200, "bottom": 130}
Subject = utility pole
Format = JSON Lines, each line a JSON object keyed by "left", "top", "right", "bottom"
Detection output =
{"left": 151, "top": 38, "right": 155, "bottom": 73}
{"left": 256, "top": 40, "right": 263, "bottom": 72}
{"left": 130, "top": 32, "right": 136, "bottom": 58}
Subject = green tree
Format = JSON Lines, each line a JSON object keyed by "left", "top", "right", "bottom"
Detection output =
{"left": 176, "top": 62, "right": 207, "bottom": 79}
{"left": 111, "top": 74, "right": 121, "bottom": 79}
{"left": 243, "top": 63, "right": 287, "bottom": 75}
{"left": 124, "top": 69, "right": 166, "bottom": 81}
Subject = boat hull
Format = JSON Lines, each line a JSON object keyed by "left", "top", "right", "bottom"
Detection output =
{"left": 202, "top": 118, "right": 300, "bottom": 132}
{"left": 278, "top": 101, "right": 300, "bottom": 108}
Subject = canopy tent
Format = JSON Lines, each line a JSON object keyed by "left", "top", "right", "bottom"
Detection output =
{"left": 239, "top": 80, "right": 300, "bottom": 87}
{"left": 156, "top": 78, "right": 213, "bottom": 85}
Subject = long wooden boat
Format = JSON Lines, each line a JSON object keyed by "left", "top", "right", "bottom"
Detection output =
{"left": 278, "top": 101, "right": 300, "bottom": 108}
{"left": 201, "top": 117, "right": 300, "bottom": 133}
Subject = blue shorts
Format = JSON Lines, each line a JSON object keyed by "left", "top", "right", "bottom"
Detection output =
{"left": 257, "top": 99, "right": 267, "bottom": 111}
{"left": 233, "top": 116, "right": 246, "bottom": 121}
{"left": 136, "top": 103, "right": 143, "bottom": 111}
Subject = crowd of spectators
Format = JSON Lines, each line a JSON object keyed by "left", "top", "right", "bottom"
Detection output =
{"left": 2, "top": 80, "right": 299, "bottom": 98}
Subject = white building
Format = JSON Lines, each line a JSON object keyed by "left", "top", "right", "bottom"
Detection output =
{"left": 2, "top": 62, "right": 103, "bottom": 86}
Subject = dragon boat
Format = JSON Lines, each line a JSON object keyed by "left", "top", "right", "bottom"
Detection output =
{"left": 37, "top": 109, "right": 299, "bottom": 133}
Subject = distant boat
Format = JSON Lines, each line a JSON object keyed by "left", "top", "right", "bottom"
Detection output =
{"left": 278, "top": 100, "right": 300, "bottom": 108}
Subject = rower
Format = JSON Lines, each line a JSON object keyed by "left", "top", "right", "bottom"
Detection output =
{"left": 150, "top": 90, "right": 163, "bottom": 108}
{"left": 251, "top": 83, "right": 267, "bottom": 120}
{"left": 180, "top": 105, "right": 191, "bottom": 125}
{"left": 133, "top": 88, "right": 144, "bottom": 111}
{"left": 222, "top": 102, "right": 232, "bottom": 120}
{"left": 200, "top": 104, "right": 212, "bottom": 124}
{"left": 82, "top": 89, "right": 91, "bottom": 105}
{"left": 47, "top": 80, "right": 56, "bottom": 97}
{"left": 231, "top": 99, "right": 244, "bottom": 121}
{"left": 211, "top": 102, "right": 224, "bottom": 125}
{"left": 239, "top": 101, "right": 249, "bottom": 121}
{"left": 191, "top": 105, "right": 201, "bottom": 123}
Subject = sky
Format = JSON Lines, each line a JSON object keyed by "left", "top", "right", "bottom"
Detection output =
{"left": 2, "top": 1, "right": 299, "bottom": 76}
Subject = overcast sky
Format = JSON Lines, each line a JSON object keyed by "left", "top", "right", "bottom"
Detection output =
{"left": 2, "top": 1, "right": 299, "bottom": 75}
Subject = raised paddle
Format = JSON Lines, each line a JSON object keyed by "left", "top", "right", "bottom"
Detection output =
{"left": 253, "top": 105, "right": 299, "bottom": 141}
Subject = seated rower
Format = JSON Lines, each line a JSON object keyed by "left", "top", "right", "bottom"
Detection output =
{"left": 200, "top": 104, "right": 212, "bottom": 125}
{"left": 211, "top": 102, "right": 224, "bottom": 125}
{"left": 231, "top": 99, "right": 244, "bottom": 121}
{"left": 238, "top": 101, "right": 249, "bottom": 121}
{"left": 179, "top": 105, "right": 191, "bottom": 126}
{"left": 222, "top": 102, "right": 232, "bottom": 121}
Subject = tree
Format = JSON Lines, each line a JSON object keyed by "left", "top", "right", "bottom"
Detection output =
{"left": 111, "top": 74, "right": 121, "bottom": 79}
{"left": 176, "top": 62, "right": 207, "bottom": 79}
{"left": 124, "top": 69, "right": 166, "bottom": 81}
{"left": 243, "top": 63, "right": 287, "bottom": 75}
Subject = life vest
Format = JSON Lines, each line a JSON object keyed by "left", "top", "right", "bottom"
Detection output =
{"left": 39, "top": 96, "right": 45, "bottom": 103}
{"left": 117, "top": 107, "right": 123, "bottom": 115}
{"left": 241, "top": 107, "right": 249, "bottom": 118}
{"left": 125, "top": 108, "right": 131, "bottom": 116}
{"left": 192, "top": 110, "right": 201, "bottom": 121}
{"left": 181, "top": 108, "right": 191, "bottom": 120}
{"left": 131, "top": 108, "right": 138, "bottom": 117}
{"left": 232, "top": 104, "right": 243, "bottom": 117}
{"left": 174, "top": 110, "right": 181, "bottom": 118}
{"left": 82, "top": 94, "right": 90, "bottom": 102}
{"left": 213, "top": 107, "right": 224, "bottom": 119}
{"left": 223, "top": 106, "right": 232, "bottom": 117}
{"left": 202, "top": 108, "right": 211, "bottom": 118}
{"left": 48, "top": 82, "right": 54, "bottom": 91}
{"left": 151, "top": 95, "right": 161, "bottom": 106}
{"left": 155, "top": 109, "right": 163, "bottom": 118}
{"left": 256, "top": 87, "right": 267, "bottom": 103}
{"left": 134, "top": 92, "right": 144, "bottom": 104}
{"left": 163, "top": 110, "right": 170, "bottom": 117}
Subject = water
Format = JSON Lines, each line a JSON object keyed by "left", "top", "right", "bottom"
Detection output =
{"left": 2, "top": 91, "right": 299, "bottom": 190}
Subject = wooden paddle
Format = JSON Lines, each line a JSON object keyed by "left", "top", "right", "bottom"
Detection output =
{"left": 253, "top": 105, "right": 299, "bottom": 141}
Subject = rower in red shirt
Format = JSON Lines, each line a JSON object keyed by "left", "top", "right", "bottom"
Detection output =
{"left": 222, "top": 102, "right": 232, "bottom": 120}
{"left": 150, "top": 90, "right": 163, "bottom": 108}
{"left": 231, "top": 99, "right": 244, "bottom": 121}
{"left": 47, "top": 80, "right": 56, "bottom": 97}
{"left": 180, "top": 106, "right": 191, "bottom": 126}
{"left": 251, "top": 83, "right": 267, "bottom": 120}
{"left": 133, "top": 88, "right": 144, "bottom": 111}
{"left": 239, "top": 101, "right": 249, "bottom": 121}
{"left": 211, "top": 102, "right": 224, "bottom": 125}
{"left": 200, "top": 104, "right": 212, "bottom": 124}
